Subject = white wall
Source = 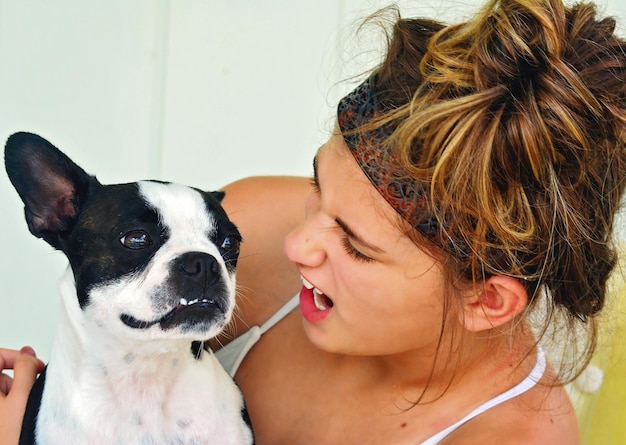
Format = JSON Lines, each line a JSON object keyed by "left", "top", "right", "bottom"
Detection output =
{"left": 1, "top": 0, "right": 624, "bottom": 361}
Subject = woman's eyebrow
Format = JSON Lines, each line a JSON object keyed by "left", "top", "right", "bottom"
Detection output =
{"left": 335, "top": 217, "right": 384, "bottom": 254}
{"left": 314, "top": 146, "right": 384, "bottom": 254}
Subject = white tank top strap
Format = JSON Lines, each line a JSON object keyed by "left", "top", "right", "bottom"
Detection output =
{"left": 420, "top": 347, "right": 547, "bottom": 445}
{"left": 215, "top": 294, "right": 299, "bottom": 377}
{"left": 259, "top": 293, "right": 300, "bottom": 334}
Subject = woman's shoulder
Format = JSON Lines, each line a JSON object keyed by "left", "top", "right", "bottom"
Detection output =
{"left": 217, "top": 176, "right": 310, "bottom": 340}
{"left": 221, "top": 176, "right": 310, "bottom": 245}
{"left": 221, "top": 175, "right": 311, "bottom": 210}
{"left": 441, "top": 382, "right": 579, "bottom": 445}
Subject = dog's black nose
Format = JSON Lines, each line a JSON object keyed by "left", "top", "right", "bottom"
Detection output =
{"left": 175, "top": 252, "right": 220, "bottom": 285}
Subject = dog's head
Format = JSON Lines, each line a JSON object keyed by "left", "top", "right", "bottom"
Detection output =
{"left": 4, "top": 132, "right": 241, "bottom": 341}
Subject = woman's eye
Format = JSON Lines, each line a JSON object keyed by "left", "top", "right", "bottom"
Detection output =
{"left": 309, "top": 176, "right": 321, "bottom": 194}
{"left": 341, "top": 236, "right": 374, "bottom": 263}
{"left": 120, "top": 231, "right": 153, "bottom": 250}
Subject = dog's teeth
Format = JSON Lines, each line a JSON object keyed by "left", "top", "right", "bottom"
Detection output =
{"left": 179, "top": 297, "right": 217, "bottom": 307}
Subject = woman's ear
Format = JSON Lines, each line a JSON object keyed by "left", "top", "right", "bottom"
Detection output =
{"left": 461, "top": 276, "right": 529, "bottom": 332}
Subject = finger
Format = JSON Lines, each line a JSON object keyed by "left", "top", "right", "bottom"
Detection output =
{"left": 0, "top": 347, "right": 44, "bottom": 368}
{"left": 17, "top": 347, "right": 45, "bottom": 372}
{"left": 0, "top": 372, "right": 13, "bottom": 396}
{"left": 9, "top": 353, "right": 41, "bottom": 402}
{"left": 0, "top": 348, "right": 21, "bottom": 371}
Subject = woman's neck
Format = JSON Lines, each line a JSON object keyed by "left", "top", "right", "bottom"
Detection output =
{"left": 342, "top": 322, "right": 539, "bottom": 408}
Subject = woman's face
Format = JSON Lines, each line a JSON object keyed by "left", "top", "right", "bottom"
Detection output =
{"left": 284, "top": 132, "right": 453, "bottom": 357}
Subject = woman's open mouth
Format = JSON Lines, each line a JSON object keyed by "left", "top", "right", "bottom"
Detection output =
{"left": 299, "top": 276, "right": 334, "bottom": 323}
{"left": 302, "top": 276, "right": 333, "bottom": 310}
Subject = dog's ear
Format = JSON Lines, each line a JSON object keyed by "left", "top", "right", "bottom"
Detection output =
{"left": 210, "top": 191, "right": 225, "bottom": 202}
{"left": 4, "top": 132, "right": 98, "bottom": 248}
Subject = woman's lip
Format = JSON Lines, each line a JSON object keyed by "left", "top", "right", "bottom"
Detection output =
{"left": 299, "top": 286, "right": 332, "bottom": 323}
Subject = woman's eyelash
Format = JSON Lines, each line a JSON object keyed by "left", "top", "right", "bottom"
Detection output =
{"left": 341, "top": 235, "right": 374, "bottom": 263}
{"left": 309, "top": 177, "right": 320, "bottom": 193}
{"left": 309, "top": 169, "right": 372, "bottom": 263}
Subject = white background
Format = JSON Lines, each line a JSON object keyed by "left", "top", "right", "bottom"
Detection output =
{"left": 1, "top": 0, "right": 625, "bottom": 361}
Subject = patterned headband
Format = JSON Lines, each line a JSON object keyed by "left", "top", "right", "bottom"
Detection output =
{"left": 337, "top": 75, "right": 443, "bottom": 249}
{"left": 337, "top": 76, "right": 527, "bottom": 274}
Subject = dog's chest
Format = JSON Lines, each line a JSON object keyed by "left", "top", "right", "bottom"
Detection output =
{"left": 37, "top": 350, "right": 250, "bottom": 445}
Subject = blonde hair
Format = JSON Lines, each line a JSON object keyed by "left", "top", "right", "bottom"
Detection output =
{"left": 371, "top": 0, "right": 626, "bottom": 379}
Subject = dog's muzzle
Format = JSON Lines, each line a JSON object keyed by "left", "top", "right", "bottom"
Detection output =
{"left": 120, "top": 252, "right": 231, "bottom": 331}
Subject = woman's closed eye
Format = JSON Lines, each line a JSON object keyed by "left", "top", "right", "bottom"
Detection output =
{"left": 309, "top": 176, "right": 320, "bottom": 194}
{"left": 340, "top": 234, "right": 374, "bottom": 263}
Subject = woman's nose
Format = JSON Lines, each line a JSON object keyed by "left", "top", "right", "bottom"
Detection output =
{"left": 284, "top": 213, "right": 327, "bottom": 268}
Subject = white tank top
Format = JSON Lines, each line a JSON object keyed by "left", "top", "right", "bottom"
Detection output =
{"left": 420, "top": 347, "right": 546, "bottom": 444}
{"left": 215, "top": 295, "right": 548, "bottom": 444}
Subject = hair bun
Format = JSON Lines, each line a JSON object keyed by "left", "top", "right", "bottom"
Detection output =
{"left": 475, "top": 0, "right": 564, "bottom": 93}
{"left": 382, "top": 0, "right": 626, "bottom": 320}
{"left": 370, "top": 0, "right": 626, "bottom": 387}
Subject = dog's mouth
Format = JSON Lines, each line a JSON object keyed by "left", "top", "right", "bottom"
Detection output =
{"left": 120, "top": 297, "right": 226, "bottom": 331}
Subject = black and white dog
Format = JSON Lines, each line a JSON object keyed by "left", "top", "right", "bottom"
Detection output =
{"left": 5, "top": 132, "right": 254, "bottom": 445}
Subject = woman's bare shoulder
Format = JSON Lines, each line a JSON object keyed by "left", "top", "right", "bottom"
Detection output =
{"left": 220, "top": 176, "right": 310, "bottom": 275}
{"left": 221, "top": 176, "right": 311, "bottom": 216}
{"left": 442, "top": 383, "right": 579, "bottom": 445}
{"left": 218, "top": 176, "right": 310, "bottom": 338}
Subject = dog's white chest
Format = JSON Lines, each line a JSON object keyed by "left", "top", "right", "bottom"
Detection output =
{"left": 37, "top": 348, "right": 251, "bottom": 445}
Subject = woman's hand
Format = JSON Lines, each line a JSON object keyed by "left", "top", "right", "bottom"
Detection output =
{"left": 0, "top": 347, "right": 45, "bottom": 445}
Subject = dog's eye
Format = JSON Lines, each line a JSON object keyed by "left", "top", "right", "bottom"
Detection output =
{"left": 120, "top": 230, "right": 153, "bottom": 250}
{"left": 220, "top": 235, "right": 240, "bottom": 254}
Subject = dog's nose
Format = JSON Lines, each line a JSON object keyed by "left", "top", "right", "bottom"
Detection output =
{"left": 176, "top": 252, "right": 220, "bottom": 284}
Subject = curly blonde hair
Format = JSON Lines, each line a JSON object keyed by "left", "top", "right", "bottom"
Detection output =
{"left": 368, "top": 0, "right": 626, "bottom": 379}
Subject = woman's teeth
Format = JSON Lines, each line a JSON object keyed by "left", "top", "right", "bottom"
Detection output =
{"left": 313, "top": 288, "right": 330, "bottom": 311}
{"left": 301, "top": 276, "right": 315, "bottom": 290}
{"left": 301, "top": 276, "right": 332, "bottom": 311}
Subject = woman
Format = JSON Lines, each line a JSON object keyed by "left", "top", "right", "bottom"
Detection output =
{"left": 2, "top": 0, "right": 625, "bottom": 443}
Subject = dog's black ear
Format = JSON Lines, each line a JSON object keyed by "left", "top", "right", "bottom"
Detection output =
{"left": 4, "top": 132, "right": 98, "bottom": 248}
{"left": 210, "top": 191, "right": 225, "bottom": 202}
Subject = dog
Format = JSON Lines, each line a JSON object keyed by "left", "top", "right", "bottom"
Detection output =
{"left": 5, "top": 132, "right": 254, "bottom": 445}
